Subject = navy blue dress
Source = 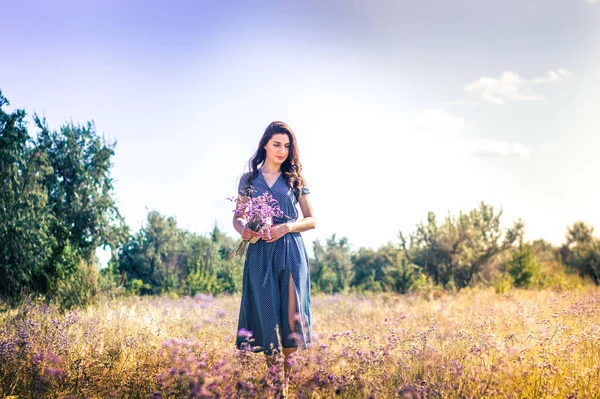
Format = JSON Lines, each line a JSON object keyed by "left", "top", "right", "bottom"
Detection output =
{"left": 235, "top": 168, "right": 312, "bottom": 355}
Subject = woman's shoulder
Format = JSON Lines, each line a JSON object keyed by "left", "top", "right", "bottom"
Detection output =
{"left": 240, "top": 171, "right": 250, "bottom": 180}
{"left": 238, "top": 171, "right": 256, "bottom": 196}
{"left": 239, "top": 170, "right": 255, "bottom": 182}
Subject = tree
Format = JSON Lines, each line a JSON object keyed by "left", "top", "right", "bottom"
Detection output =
{"left": 0, "top": 90, "right": 54, "bottom": 302}
{"left": 560, "top": 222, "right": 600, "bottom": 284}
{"left": 118, "top": 211, "right": 181, "bottom": 294}
{"left": 117, "top": 212, "right": 242, "bottom": 295}
{"left": 208, "top": 225, "right": 242, "bottom": 294}
{"left": 352, "top": 247, "right": 386, "bottom": 292}
{"left": 311, "top": 235, "right": 353, "bottom": 293}
{"left": 399, "top": 202, "right": 523, "bottom": 289}
{"left": 33, "top": 115, "right": 126, "bottom": 262}
{"left": 311, "top": 241, "right": 337, "bottom": 293}
{"left": 378, "top": 244, "right": 425, "bottom": 294}
{"left": 32, "top": 115, "right": 126, "bottom": 307}
{"left": 1, "top": 91, "right": 124, "bottom": 307}
{"left": 507, "top": 244, "right": 540, "bottom": 288}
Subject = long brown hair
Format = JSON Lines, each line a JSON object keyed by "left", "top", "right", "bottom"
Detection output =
{"left": 244, "top": 121, "right": 307, "bottom": 197}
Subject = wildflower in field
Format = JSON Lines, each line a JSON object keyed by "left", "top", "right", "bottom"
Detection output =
{"left": 238, "top": 328, "right": 254, "bottom": 338}
{"left": 193, "top": 293, "right": 215, "bottom": 302}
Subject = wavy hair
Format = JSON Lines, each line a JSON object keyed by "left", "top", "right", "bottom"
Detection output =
{"left": 243, "top": 121, "right": 307, "bottom": 197}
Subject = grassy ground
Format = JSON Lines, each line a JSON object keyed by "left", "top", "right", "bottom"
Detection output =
{"left": 1, "top": 287, "right": 599, "bottom": 398}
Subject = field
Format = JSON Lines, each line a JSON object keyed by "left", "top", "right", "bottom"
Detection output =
{"left": 1, "top": 288, "right": 600, "bottom": 398}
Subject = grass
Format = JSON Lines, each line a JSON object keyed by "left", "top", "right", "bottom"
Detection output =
{"left": 1, "top": 287, "right": 600, "bottom": 398}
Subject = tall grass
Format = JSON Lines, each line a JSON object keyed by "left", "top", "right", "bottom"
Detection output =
{"left": 1, "top": 287, "right": 599, "bottom": 398}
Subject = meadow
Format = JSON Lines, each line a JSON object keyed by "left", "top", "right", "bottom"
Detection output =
{"left": 1, "top": 288, "right": 600, "bottom": 398}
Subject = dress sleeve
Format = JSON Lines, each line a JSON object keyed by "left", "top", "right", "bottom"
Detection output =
{"left": 238, "top": 173, "right": 251, "bottom": 196}
{"left": 294, "top": 184, "right": 310, "bottom": 199}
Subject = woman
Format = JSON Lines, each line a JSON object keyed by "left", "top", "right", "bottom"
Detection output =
{"left": 233, "top": 121, "right": 316, "bottom": 381}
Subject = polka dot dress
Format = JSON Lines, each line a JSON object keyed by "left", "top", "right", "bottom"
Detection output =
{"left": 235, "top": 167, "right": 312, "bottom": 355}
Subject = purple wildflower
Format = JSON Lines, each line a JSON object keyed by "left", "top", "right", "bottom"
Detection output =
{"left": 228, "top": 191, "right": 284, "bottom": 257}
{"left": 193, "top": 293, "right": 215, "bottom": 302}
{"left": 238, "top": 328, "right": 253, "bottom": 338}
{"left": 45, "top": 367, "right": 66, "bottom": 379}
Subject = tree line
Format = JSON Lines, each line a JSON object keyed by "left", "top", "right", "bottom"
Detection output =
{"left": 2, "top": 90, "right": 599, "bottom": 309}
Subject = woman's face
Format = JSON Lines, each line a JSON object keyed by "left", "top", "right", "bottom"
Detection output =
{"left": 264, "top": 133, "right": 290, "bottom": 166}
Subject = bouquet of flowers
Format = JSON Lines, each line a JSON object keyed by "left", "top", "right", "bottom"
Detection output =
{"left": 228, "top": 190, "right": 284, "bottom": 258}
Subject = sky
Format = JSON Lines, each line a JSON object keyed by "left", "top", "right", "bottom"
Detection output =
{"left": 1, "top": 0, "right": 599, "bottom": 265}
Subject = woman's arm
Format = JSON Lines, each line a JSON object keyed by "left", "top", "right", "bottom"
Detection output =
{"left": 265, "top": 193, "right": 316, "bottom": 242}
{"left": 286, "top": 193, "right": 316, "bottom": 233}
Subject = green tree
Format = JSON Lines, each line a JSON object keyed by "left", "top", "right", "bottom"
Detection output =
{"left": 118, "top": 213, "right": 241, "bottom": 295}
{"left": 560, "top": 222, "right": 600, "bottom": 284}
{"left": 350, "top": 243, "right": 425, "bottom": 293}
{"left": 352, "top": 247, "right": 386, "bottom": 291}
{"left": 32, "top": 115, "right": 126, "bottom": 307}
{"left": 399, "top": 202, "right": 523, "bottom": 289}
{"left": 33, "top": 115, "right": 126, "bottom": 261}
{"left": 1, "top": 91, "right": 123, "bottom": 307}
{"left": 507, "top": 244, "right": 540, "bottom": 288}
{"left": 311, "top": 235, "right": 353, "bottom": 293}
{"left": 118, "top": 211, "right": 181, "bottom": 294}
{"left": 0, "top": 91, "right": 54, "bottom": 302}
{"left": 378, "top": 244, "right": 424, "bottom": 294}
{"left": 311, "top": 241, "right": 338, "bottom": 293}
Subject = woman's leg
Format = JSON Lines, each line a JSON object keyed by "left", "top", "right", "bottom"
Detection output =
{"left": 282, "top": 273, "right": 298, "bottom": 374}
{"left": 261, "top": 272, "right": 298, "bottom": 397}
{"left": 265, "top": 272, "right": 298, "bottom": 365}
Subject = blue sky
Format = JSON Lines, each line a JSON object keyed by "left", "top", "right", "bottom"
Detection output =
{"left": 2, "top": 0, "right": 599, "bottom": 263}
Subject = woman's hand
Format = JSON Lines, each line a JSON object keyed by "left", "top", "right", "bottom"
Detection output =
{"left": 241, "top": 225, "right": 261, "bottom": 241}
{"left": 264, "top": 224, "right": 290, "bottom": 243}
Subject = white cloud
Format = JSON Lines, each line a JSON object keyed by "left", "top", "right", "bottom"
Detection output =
{"left": 470, "top": 139, "right": 530, "bottom": 157}
{"left": 532, "top": 68, "right": 573, "bottom": 84}
{"left": 413, "top": 109, "right": 465, "bottom": 132}
{"left": 465, "top": 69, "right": 572, "bottom": 104}
{"left": 465, "top": 72, "right": 544, "bottom": 104}
{"left": 583, "top": 0, "right": 598, "bottom": 4}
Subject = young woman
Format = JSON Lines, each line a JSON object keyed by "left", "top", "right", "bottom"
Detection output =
{"left": 233, "top": 121, "right": 316, "bottom": 380}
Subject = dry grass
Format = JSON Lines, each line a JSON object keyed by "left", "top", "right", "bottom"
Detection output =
{"left": 1, "top": 287, "right": 600, "bottom": 398}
